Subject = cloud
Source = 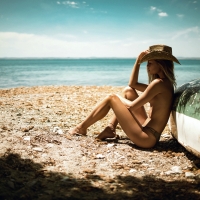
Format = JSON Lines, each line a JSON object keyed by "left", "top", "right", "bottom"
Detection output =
{"left": 150, "top": 6, "right": 168, "bottom": 17}
{"left": 150, "top": 6, "right": 156, "bottom": 11}
{"left": 172, "top": 26, "right": 199, "bottom": 40}
{"left": 0, "top": 32, "right": 81, "bottom": 57}
{"left": 1, "top": 31, "right": 200, "bottom": 58}
{"left": 57, "top": 1, "right": 107, "bottom": 14}
{"left": 177, "top": 14, "right": 184, "bottom": 18}
{"left": 0, "top": 32, "right": 154, "bottom": 58}
{"left": 158, "top": 12, "right": 168, "bottom": 17}
{"left": 61, "top": 1, "right": 79, "bottom": 8}
{"left": 0, "top": 32, "right": 130, "bottom": 58}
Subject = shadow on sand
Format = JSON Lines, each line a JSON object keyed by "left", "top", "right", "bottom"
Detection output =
{"left": 0, "top": 145, "right": 200, "bottom": 200}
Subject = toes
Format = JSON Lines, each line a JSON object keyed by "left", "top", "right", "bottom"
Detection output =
{"left": 68, "top": 128, "right": 79, "bottom": 135}
{"left": 68, "top": 127, "right": 87, "bottom": 136}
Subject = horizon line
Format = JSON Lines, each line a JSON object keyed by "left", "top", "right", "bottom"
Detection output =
{"left": 0, "top": 56, "right": 200, "bottom": 60}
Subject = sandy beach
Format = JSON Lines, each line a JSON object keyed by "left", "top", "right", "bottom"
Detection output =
{"left": 0, "top": 85, "right": 200, "bottom": 199}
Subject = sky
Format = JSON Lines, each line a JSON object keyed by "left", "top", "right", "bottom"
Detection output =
{"left": 0, "top": 0, "right": 200, "bottom": 58}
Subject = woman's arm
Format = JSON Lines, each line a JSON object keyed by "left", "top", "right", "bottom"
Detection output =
{"left": 130, "top": 79, "right": 162, "bottom": 110}
{"left": 128, "top": 51, "right": 149, "bottom": 92}
{"left": 117, "top": 79, "right": 161, "bottom": 109}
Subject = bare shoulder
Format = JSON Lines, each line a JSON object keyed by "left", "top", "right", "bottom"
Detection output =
{"left": 148, "top": 79, "right": 165, "bottom": 90}
{"left": 150, "top": 78, "right": 171, "bottom": 88}
{"left": 151, "top": 78, "right": 165, "bottom": 85}
{"left": 147, "top": 78, "right": 173, "bottom": 94}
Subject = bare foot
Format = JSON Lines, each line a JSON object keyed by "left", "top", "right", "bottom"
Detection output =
{"left": 96, "top": 126, "right": 116, "bottom": 140}
{"left": 68, "top": 126, "right": 87, "bottom": 136}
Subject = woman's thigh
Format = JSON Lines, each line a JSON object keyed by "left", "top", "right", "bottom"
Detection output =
{"left": 109, "top": 95, "right": 155, "bottom": 148}
{"left": 124, "top": 87, "right": 148, "bottom": 124}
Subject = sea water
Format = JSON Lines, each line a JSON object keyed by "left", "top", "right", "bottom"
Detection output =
{"left": 0, "top": 58, "right": 199, "bottom": 89}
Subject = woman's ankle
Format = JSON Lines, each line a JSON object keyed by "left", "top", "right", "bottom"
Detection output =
{"left": 108, "top": 123, "right": 115, "bottom": 130}
{"left": 77, "top": 124, "right": 87, "bottom": 133}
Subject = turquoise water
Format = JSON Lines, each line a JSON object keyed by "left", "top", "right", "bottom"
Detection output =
{"left": 0, "top": 58, "right": 199, "bottom": 89}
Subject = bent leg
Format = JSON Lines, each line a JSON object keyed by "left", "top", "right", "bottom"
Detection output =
{"left": 97, "top": 86, "right": 148, "bottom": 140}
{"left": 108, "top": 95, "right": 156, "bottom": 148}
{"left": 125, "top": 86, "right": 148, "bottom": 124}
{"left": 68, "top": 93, "right": 155, "bottom": 148}
{"left": 68, "top": 95, "right": 113, "bottom": 135}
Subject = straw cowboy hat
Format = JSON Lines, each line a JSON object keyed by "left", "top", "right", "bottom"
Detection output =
{"left": 140, "top": 44, "right": 180, "bottom": 64}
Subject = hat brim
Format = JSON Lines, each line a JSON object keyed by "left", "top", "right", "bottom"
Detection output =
{"left": 140, "top": 51, "right": 180, "bottom": 64}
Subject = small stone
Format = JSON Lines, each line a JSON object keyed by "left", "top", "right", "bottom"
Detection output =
{"left": 61, "top": 176, "right": 70, "bottom": 181}
{"left": 107, "top": 143, "right": 115, "bottom": 148}
{"left": 57, "top": 129, "right": 63, "bottom": 134}
{"left": 82, "top": 156, "right": 87, "bottom": 161}
{"left": 32, "top": 147, "right": 43, "bottom": 152}
{"left": 53, "top": 127, "right": 59, "bottom": 132}
{"left": 96, "top": 154, "right": 105, "bottom": 159}
{"left": 165, "top": 171, "right": 173, "bottom": 175}
{"left": 142, "top": 163, "right": 149, "bottom": 167}
{"left": 53, "top": 127, "right": 63, "bottom": 134}
{"left": 148, "top": 167, "right": 155, "bottom": 170}
{"left": 23, "top": 136, "right": 30, "bottom": 141}
{"left": 185, "top": 172, "right": 195, "bottom": 178}
{"left": 46, "top": 143, "right": 54, "bottom": 148}
{"left": 164, "top": 167, "right": 182, "bottom": 175}
{"left": 162, "top": 133, "right": 171, "bottom": 138}
{"left": 171, "top": 166, "right": 182, "bottom": 174}
{"left": 129, "top": 169, "right": 137, "bottom": 173}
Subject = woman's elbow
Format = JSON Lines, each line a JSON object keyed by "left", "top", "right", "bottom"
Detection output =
{"left": 128, "top": 80, "right": 138, "bottom": 88}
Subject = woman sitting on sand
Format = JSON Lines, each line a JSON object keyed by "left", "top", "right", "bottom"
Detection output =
{"left": 69, "top": 45, "right": 180, "bottom": 148}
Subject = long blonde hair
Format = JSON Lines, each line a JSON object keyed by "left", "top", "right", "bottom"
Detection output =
{"left": 148, "top": 59, "right": 177, "bottom": 88}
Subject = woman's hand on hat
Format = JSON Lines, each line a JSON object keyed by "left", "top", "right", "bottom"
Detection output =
{"left": 137, "top": 50, "right": 149, "bottom": 63}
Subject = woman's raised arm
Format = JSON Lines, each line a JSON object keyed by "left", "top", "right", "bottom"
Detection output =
{"left": 128, "top": 51, "right": 149, "bottom": 92}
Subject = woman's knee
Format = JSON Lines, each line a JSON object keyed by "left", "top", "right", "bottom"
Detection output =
{"left": 106, "top": 94, "right": 119, "bottom": 102}
{"left": 108, "top": 93, "right": 118, "bottom": 99}
{"left": 122, "top": 86, "right": 138, "bottom": 99}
